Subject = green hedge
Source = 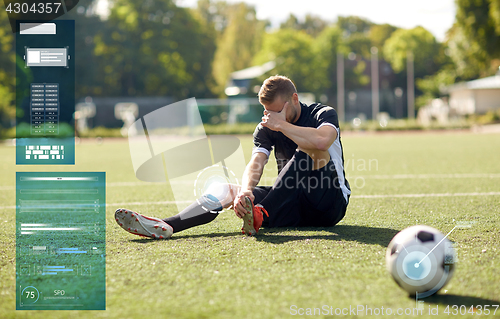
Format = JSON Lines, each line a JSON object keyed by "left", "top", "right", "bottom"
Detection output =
{"left": 1, "top": 117, "right": 494, "bottom": 139}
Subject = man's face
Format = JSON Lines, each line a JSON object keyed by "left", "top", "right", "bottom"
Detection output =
{"left": 262, "top": 94, "right": 298, "bottom": 123}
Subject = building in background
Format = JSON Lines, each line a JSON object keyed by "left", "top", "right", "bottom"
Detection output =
{"left": 445, "top": 70, "right": 500, "bottom": 115}
{"left": 224, "top": 61, "right": 276, "bottom": 97}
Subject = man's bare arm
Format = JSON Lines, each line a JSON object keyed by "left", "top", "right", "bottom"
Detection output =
{"left": 279, "top": 123, "right": 337, "bottom": 152}
{"left": 233, "top": 152, "right": 268, "bottom": 218}
{"left": 262, "top": 101, "right": 337, "bottom": 152}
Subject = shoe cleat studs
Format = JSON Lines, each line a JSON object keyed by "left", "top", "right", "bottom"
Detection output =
{"left": 154, "top": 225, "right": 159, "bottom": 229}
{"left": 161, "top": 226, "right": 166, "bottom": 231}
{"left": 131, "top": 213, "right": 135, "bottom": 217}
{"left": 135, "top": 218, "right": 139, "bottom": 221}
{"left": 151, "top": 234, "right": 156, "bottom": 238}
{"left": 116, "top": 218, "right": 119, "bottom": 222}
{"left": 135, "top": 229, "right": 138, "bottom": 232}
{"left": 159, "top": 235, "right": 164, "bottom": 239}
{"left": 120, "top": 223, "right": 123, "bottom": 226}
{"left": 128, "top": 228, "right": 131, "bottom": 231}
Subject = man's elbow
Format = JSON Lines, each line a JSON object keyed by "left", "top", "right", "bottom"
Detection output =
{"left": 315, "top": 138, "right": 332, "bottom": 151}
{"left": 314, "top": 127, "right": 337, "bottom": 151}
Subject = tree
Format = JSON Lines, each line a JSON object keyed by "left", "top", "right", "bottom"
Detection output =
{"left": 451, "top": 0, "right": 500, "bottom": 78}
{"left": 280, "top": 13, "right": 328, "bottom": 37}
{"left": 93, "top": 0, "right": 215, "bottom": 98}
{"left": 369, "top": 24, "right": 398, "bottom": 54}
{"left": 195, "top": 0, "right": 232, "bottom": 35}
{"left": 336, "top": 16, "right": 377, "bottom": 88}
{"left": 383, "top": 26, "right": 442, "bottom": 79}
{"left": 416, "top": 68, "right": 456, "bottom": 108}
{"left": 343, "top": 32, "right": 373, "bottom": 59}
{"left": 253, "top": 29, "right": 320, "bottom": 94}
{"left": 211, "top": 2, "right": 267, "bottom": 96}
{"left": 63, "top": 1, "right": 110, "bottom": 98}
{"left": 445, "top": 23, "right": 491, "bottom": 80}
{"left": 0, "top": 11, "right": 16, "bottom": 130}
{"left": 314, "top": 26, "right": 342, "bottom": 96}
{"left": 337, "top": 16, "right": 373, "bottom": 36}
{"left": 456, "top": 0, "right": 500, "bottom": 57}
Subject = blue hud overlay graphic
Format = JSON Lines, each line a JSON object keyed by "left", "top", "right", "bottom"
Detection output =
{"left": 16, "top": 172, "right": 106, "bottom": 310}
{"left": 15, "top": 21, "right": 75, "bottom": 165}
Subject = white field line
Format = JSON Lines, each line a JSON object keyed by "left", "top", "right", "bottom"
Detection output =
{"left": 0, "top": 200, "right": 193, "bottom": 210}
{"left": 1, "top": 192, "right": 499, "bottom": 210}
{"left": 106, "top": 200, "right": 193, "bottom": 206}
{"left": 0, "top": 181, "right": 193, "bottom": 191}
{"left": 1, "top": 173, "right": 498, "bottom": 191}
{"left": 351, "top": 192, "right": 500, "bottom": 199}
{"left": 347, "top": 173, "right": 500, "bottom": 179}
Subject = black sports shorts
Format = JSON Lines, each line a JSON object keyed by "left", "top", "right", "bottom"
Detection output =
{"left": 252, "top": 159, "right": 348, "bottom": 228}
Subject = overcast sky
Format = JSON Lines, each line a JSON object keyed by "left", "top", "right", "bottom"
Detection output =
{"left": 177, "top": 0, "right": 456, "bottom": 41}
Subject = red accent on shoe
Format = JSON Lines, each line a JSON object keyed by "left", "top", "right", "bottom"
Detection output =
{"left": 115, "top": 218, "right": 119, "bottom": 222}
{"left": 161, "top": 226, "right": 166, "bottom": 231}
{"left": 135, "top": 218, "right": 139, "bottom": 221}
{"left": 125, "top": 211, "right": 128, "bottom": 214}
{"left": 159, "top": 235, "right": 164, "bottom": 239}
{"left": 128, "top": 228, "right": 131, "bottom": 231}
{"left": 140, "top": 214, "right": 165, "bottom": 222}
{"left": 252, "top": 206, "right": 269, "bottom": 234}
{"left": 120, "top": 223, "right": 123, "bottom": 226}
{"left": 154, "top": 225, "right": 159, "bottom": 229}
{"left": 129, "top": 232, "right": 149, "bottom": 238}
{"left": 131, "top": 214, "right": 135, "bottom": 217}
{"left": 152, "top": 234, "right": 156, "bottom": 238}
{"left": 135, "top": 229, "right": 138, "bottom": 232}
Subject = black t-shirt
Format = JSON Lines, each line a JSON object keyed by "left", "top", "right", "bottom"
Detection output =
{"left": 253, "top": 101, "right": 340, "bottom": 172}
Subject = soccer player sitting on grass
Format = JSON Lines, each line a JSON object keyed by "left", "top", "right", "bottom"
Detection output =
{"left": 115, "top": 75, "right": 351, "bottom": 238}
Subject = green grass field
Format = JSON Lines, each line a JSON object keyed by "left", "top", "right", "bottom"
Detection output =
{"left": 1, "top": 131, "right": 499, "bottom": 318}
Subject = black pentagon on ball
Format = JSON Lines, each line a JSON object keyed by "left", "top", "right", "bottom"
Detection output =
{"left": 441, "top": 260, "right": 455, "bottom": 273}
{"left": 391, "top": 244, "right": 399, "bottom": 255}
{"left": 417, "top": 231, "right": 434, "bottom": 243}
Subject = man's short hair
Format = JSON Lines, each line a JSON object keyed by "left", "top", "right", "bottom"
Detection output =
{"left": 258, "top": 75, "right": 297, "bottom": 104}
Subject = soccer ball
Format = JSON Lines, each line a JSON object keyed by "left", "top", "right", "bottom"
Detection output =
{"left": 386, "top": 225, "right": 455, "bottom": 297}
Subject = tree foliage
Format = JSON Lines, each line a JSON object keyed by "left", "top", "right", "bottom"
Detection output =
{"left": 445, "top": 23, "right": 491, "bottom": 80}
{"left": 211, "top": 2, "right": 266, "bottom": 95}
{"left": 253, "top": 29, "right": 321, "bottom": 94}
{"left": 369, "top": 23, "right": 397, "bottom": 55}
{"left": 451, "top": 0, "right": 500, "bottom": 78}
{"left": 383, "top": 26, "right": 442, "bottom": 78}
{"left": 280, "top": 13, "right": 328, "bottom": 37}
{"left": 337, "top": 16, "right": 373, "bottom": 36}
{"left": 416, "top": 68, "right": 456, "bottom": 108}
{"left": 63, "top": 1, "right": 110, "bottom": 97}
{"left": 313, "top": 26, "right": 342, "bottom": 96}
{"left": 0, "top": 11, "right": 15, "bottom": 128}
{"left": 456, "top": 0, "right": 500, "bottom": 57}
{"left": 93, "top": 0, "right": 215, "bottom": 98}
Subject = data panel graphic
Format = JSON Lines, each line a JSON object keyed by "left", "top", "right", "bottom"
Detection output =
{"left": 16, "top": 21, "right": 75, "bottom": 165}
{"left": 16, "top": 172, "right": 106, "bottom": 310}
{"left": 30, "top": 83, "right": 59, "bottom": 135}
